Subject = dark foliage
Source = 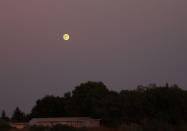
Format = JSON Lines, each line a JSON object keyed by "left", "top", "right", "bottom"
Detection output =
{"left": 51, "top": 124, "right": 87, "bottom": 131}
{"left": 11, "top": 107, "right": 27, "bottom": 122}
{"left": 29, "top": 82, "right": 187, "bottom": 127}
{"left": 31, "top": 96, "right": 66, "bottom": 118}
{"left": 0, "top": 110, "right": 9, "bottom": 122}
{"left": 30, "top": 125, "right": 49, "bottom": 131}
{"left": 0, "top": 119, "right": 10, "bottom": 131}
{"left": 5, "top": 81, "right": 187, "bottom": 129}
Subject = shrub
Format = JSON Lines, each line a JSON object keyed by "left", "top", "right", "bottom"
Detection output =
{"left": 120, "top": 123, "right": 143, "bottom": 131}
{"left": 0, "top": 119, "right": 10, "bottom": 131}
{"left": 30, "top": 125, "right": 50, "bottom": 131}
{"left": 51, "top": 125, "right": 73, "bottom": 131}
{"left": 144, "top": 120, "right": 173, "bottom": 131}
{"left": 51, "top": 125, "right": 88, "bottom": 131}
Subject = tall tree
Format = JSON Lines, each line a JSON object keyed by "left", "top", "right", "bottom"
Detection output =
{"left": 11, "top": 107, "right": 26, "bottom": 122}
{"left": 31, "top": 95, "right": 66, "bottom": 118}
{"left": 0, "top": 110, "right": 9, "bottom": 121}
{"left": 69, "top": 81, "right": 109, "bottom": 117}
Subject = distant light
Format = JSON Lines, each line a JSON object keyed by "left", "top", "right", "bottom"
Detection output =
{"left": 63, "top": 34, "right": 70, "bottom": 41}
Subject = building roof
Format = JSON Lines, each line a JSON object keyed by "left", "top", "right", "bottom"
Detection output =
{"left": 9, "top": 123, "right": 27, "bottom": 125}
{"left": 29, "top": 117, "right": 100, "bottom": 125}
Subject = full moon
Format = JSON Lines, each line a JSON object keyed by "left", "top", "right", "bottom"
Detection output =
{"left": 63, "top": 34, "right": 70, "bottom": 41}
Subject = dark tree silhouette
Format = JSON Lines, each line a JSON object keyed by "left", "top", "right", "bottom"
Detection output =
{"left": 29, "top": 81, "right": 187, "bottom": 128}
{"left": 31, "top": 96, "right": 66, "bottom": 118}
{"left": 11, "top": 107, "right": 26, "bottom": 122}
{"left": 0, "top": 110, "right": 9, "bottom": 121}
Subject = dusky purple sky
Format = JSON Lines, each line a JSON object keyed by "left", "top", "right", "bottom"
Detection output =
{"left": 0, "top": 0, "right": 187, "bottom": 115}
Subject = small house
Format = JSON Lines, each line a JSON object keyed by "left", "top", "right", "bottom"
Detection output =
{"left": 29, "top": 117, "right": 100, "bottom": 128}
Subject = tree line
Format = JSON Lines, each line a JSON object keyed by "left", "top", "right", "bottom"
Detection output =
{"left": 1, "top": 81, "right": 187, "bottom": 129}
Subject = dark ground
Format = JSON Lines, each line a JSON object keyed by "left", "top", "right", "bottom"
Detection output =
{"left": 9, "top": 127, "right": 118, "bottom": 131}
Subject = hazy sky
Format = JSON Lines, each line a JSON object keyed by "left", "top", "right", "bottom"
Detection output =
{"left": 0, "top": 0, "right": 187, "bottom": 115}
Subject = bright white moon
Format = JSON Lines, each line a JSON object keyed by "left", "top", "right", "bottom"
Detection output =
{"left": 63, "top": 34, "right": 70, "bottom": 40}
